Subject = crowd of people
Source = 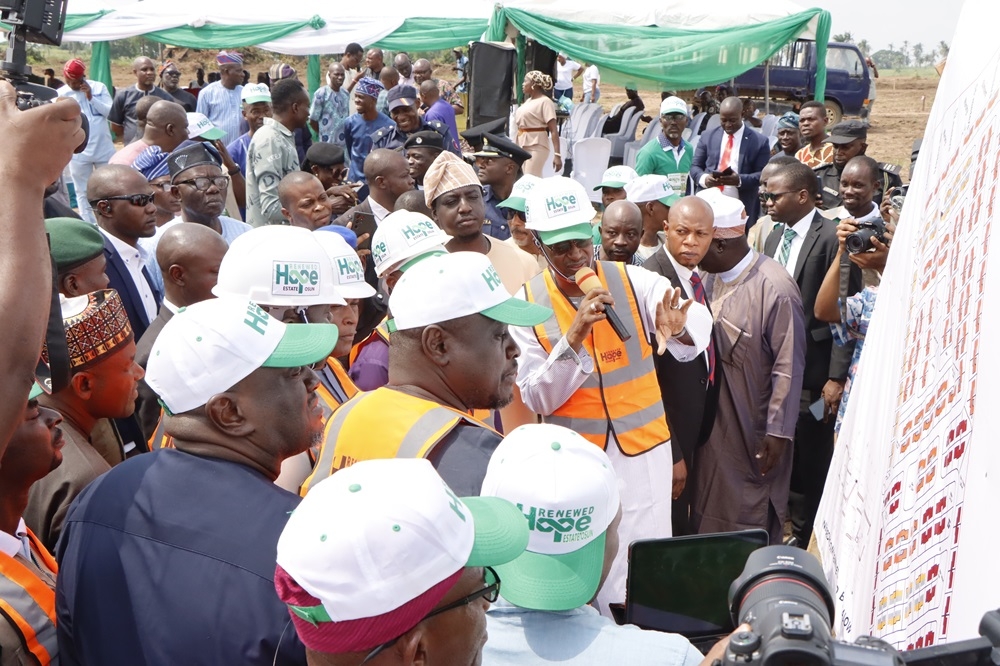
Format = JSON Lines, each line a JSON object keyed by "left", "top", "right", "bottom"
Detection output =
{"left": 0, "top": 41, "right": 910, "bottom": 665}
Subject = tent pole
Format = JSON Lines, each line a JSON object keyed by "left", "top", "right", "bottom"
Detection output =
{"left": 765, "top": 60, "right": 770, "bottom": 115}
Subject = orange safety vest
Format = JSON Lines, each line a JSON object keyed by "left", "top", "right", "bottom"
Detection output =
{"left": 148, "top": 410, "right": 174, "bottom": 451}
{"left": 300, "top": 387, "right": 497, "bottom": 496}
{"left": 348, "top": 318, "right": 390, "bottom": 367}
{"left": 522, "top": 261, "right": 670, "bottom": 455}
{"left": 0, "top": 529, "right": 59, "bottom": 665}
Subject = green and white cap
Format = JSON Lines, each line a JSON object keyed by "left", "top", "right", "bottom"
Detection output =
{"left": 214, "top": 226, "right": 346, "bottom": 307}
{"left": 186, "top": 112, "right": 226, "bottom": 141}
{"left": 370, "top": 210, "right": 450, "bottom": 278}
{"left": 480, "top": 424, "right": 620, "bottom": 611}
{"left": 624, "top": 174, "right": 681, "bottom": 207}
{"left": 146, "top": 296, "right": 338, "bottom": 414}
{"left": 523, "top": 176, "right": 597, "bottom": 245}
{"left": 387, "top": 252, "right": 552, "bottom": 332}
{"left": 313, "top": 231, "right": 377, "bottom": 299}
{"left": 497, "top": 174, "right": 543, "bottom": 212}
{"left": 594, "top": 165, "right": 638, "bottom": 190}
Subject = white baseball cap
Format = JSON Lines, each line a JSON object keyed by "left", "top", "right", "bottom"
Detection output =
{"left": 213, "top": 226, "right": 346, "bottom": 307}
{"left": 594, "top": 165, "right": 638, "bottom": 190}
{"left": 146, "top": 296, "right": 338, "bottom": 414}
{"left": 387, "top": 252, "right": 552, "bottom": 332}
{"left": 241, "top": 83, "right": 271, "bottom": 104}
{"left": 697, "top": 187, "right": 747, "bottom": 237}
{"left": 370, "top": 210, "right": 450, "bottom": 278}
{"left": 481, "top": 424, "right": 620, "bottom": 611}
{"left": 273, "top": 458, "right": 529, "bottom": 652}
{"left": 312, "top": 231, "right": 377, "bottom": 299}
{"left": 625, "top": 174, "right": 681, "bottom": 206}
{"left": 659, "top": 96, "right": 689, "bottom": 117}
{"left": 497, "top": 174, "right": 542, "bottom": 213}
{"left": 523, "top": 176, "right": 597, "bottom": 245}
{"left": 186, "top": 112, "right": 225, "bottom": 141}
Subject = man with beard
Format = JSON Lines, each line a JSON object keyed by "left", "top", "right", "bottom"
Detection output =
{"left": 108, "top": 56, "right": 173, "bottom": 144}
{"left": 814, "top": 120, "right": 903, "bottom": 210}
{"left": 371, "top": 85, "right": 457, "bottom": 154}
{"left": 403, "top": 130, "right": 444, "bottom": 189}
{"left": 473, "top": 132, "right": 532, "bottom": 242}
{"left": 597, "top": 200, "right": 644, "bottom": 265}
{"left": 56, "top": 297, "right": 337, "bottom": 664}
{"left": 158, "top": 60, "right": 196, "bottom": 112}
{"left": 300, "top": 251, "right": 553, "bottom": 498}
{"left": 635, "top": 96, "right": 694, "bottom": 195}
{"left": 772, "top": 112, "right": 801, "bottom": 157}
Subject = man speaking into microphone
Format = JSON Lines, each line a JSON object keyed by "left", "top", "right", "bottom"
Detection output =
{"left": 509, "top": 176, "right": 713, "bottom": 618}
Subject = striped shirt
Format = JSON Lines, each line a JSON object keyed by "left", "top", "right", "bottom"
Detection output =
{"left": 195, "top": 81, "right": 244, "bottom": 145}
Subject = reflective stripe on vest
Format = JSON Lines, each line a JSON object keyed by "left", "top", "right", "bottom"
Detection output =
{"left": 316, "top": 357, "right": 359, "bottom": 422}
{"left": 523, "top": 261, "right": 670, "bottom": 455}
{"left": 0, "top": 532, "right": 58, "bottom": 665}
{"left": 148, "top": 411, "right": 174, "bottom": 450}
{"left": 348, "top": 318, "right": 390, "bottom": 366}
{"left": 300, "top": 387, "right": 495, "bottom": 496}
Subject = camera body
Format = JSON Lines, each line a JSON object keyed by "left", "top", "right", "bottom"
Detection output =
{"left": 845, "top": 217, "right": 889, "bottom": 254}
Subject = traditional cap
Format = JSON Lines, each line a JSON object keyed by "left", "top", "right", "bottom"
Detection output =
{"left": 697, "top": 187, "right": 747, "bottom": 238}
{"left": 388, "top": 252, "right": 552, "bottom": 332}
{"left": 216, "top": 51, "right": 244, "bottom": 66}
{"left": 147, "top": 297, "right": 338, "bottom": 414}
{"left": 42, "top": 290, "right": 133, "bottom": 372}
{"left": 274, "top": 458, "right": 529, "bottom": 653}
{"left": 168, "top": 141, "right": 222, "bottom": 181}
{"left": 403, "top": 131, "right": 445, "bottom": 153}
{"left": 241, "top": 83, "right": 272, "bottom": 105}
{"left": 213, "top": 226, "right": 346, "bottom": 307}
{"left": 625, "top": 174, "right": 680, "bottom": 206}
{"left": 312, "top": 232, "right": 377, "bottom": 299}
{"left": 315, "top": 224, "right": 357, "bottom": 249}
{"left": 158, "top": 60, "right": 178, "bottom": 78}
{"left": 824, "top": 119, "right": 868, "bottom": 144}
{"left": 594, "top": 165, "right": 638, "bottom": 190}
{"left": 268, "top": 63, "right": 296, "bottom": 82}
{"left": 371, "top": 210, "right": 450, "bottom": 278}
{"left": 387, "top": 84, "right": 419, "bottom": 111}
{"left": 355, "top": 77, "right": 384, "bottom": 99}
{"left": 777, "top": 112, "right": 799, "bottom": 130}
{"left": 481, "top": 424, "right": 620, "bottom": 611}
{"left": 186, "top": 112, "right": 225, "bottom": 141}
{"left": 659, "top": 96, "right": 688, "bottom": 117}
{"left": 45, "top": 217, "right": 105, "bottom": 273}
{"left": 422, "top": 151, "right": 480, "bottom": 208}
{"left": 472, "top": 133, "right": 531, "bottom": 165}
{"left": 498, "top": 174, "right": 542, "bottom": 212}
{"left": 133, "top": 145, "right": 171, "bottom": 181}
{"left": 303, "top": 142, "right": 345, "bottom": 169}
{"left": 524, "top": 176, "right": 596, "bottom": 245}
{"left": 63, "top": 58, "right": 85, "bottom": 80}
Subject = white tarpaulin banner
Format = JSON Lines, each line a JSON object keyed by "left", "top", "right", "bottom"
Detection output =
{"left": 815, "top": 0, "right": 1000, "bottom": 648}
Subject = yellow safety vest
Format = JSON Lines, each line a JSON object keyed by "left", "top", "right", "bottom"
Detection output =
{"left": 0, "top": 529, "right": 58, "bottom": 665}
{"left": 523, "top": 261, "right": 670, "bottom": 455}
{"left": 300, "top": 387, "right": 496, "bottom": 496}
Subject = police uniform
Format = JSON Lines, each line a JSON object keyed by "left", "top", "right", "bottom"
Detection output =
{"left": 472, "top": 133, "right": 533, "bottom": 242}
{"left": 816, "top": 120, "right": 904, "bottom": 210}
{"left": 372, "top": 84, "right": 457, "bottom": 154}
{"left": 402, "top": 131, "right": 445, "bottom": 189}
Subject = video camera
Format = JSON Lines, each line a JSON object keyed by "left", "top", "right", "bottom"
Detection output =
{"left": 0, "top": 0, "right": 67, "bottom": 107}
{"left": 726, "top": 546, "right": 1000, "bottom": 666}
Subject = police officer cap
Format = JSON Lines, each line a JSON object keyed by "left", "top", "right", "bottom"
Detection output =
{"left": 304, "top": 142, "right": 345, "bottom": 168}
{"left": 403, "top": 131, "right": 446, "bottom": 152}
{"left": 387, "top": 85, "right": 419, "bottom": 111}
{"left": 167, "top": 141, "right": 222, "bottom": 181}
{"left": 472, "top": 133, "right": 532, "bottom": 165}
{"left": 461, "top": 118, "right": 508, "bottom": 150}
{"left": 824, "top": 119, "right": 869, "bottom": 145}
{"left": 45, "top": 217, "right": 105, "bottom": 273}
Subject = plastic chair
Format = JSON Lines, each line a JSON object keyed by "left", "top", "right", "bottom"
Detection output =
{"left": 703, "top": 114, "right": 721, "bottom": 134}
{"left": 571, "top": 137, "right": 612, "bottom": 203}
{"left": 586, "top": 112, "right": 609, "bottom": 139}
{"left": 602, "top": 106, "right": 635, "bottom": 138}
{"left": 565, "top": 103, "right": 603, "bottom": 159}
{"left": 624, "top": 121, "right": 662, "bottom": 168}
{"left": 541, "top": 136, "right": 569, "bottom": 178}
{"left": 609, "top": 108, "right": 642, "bottom": 159}
{"left": 688, "top": 112, "right": 706, "bottom": 138}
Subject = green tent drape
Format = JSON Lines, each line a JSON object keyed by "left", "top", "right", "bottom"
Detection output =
{"left": 145, "top": 16, "right": 326, "bottom": 49}
{"left": 90, "top": 41, "right": 112, "bottom": 92}
{"left": 488, "top": 6, "right": 830, "bottom": 98}
{"left": 373, "top": 17, "right": 487, "bottom": 50}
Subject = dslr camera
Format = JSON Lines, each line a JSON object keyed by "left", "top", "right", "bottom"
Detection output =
{"left": 845, "top": 217, "right": 889, "bottom": 255}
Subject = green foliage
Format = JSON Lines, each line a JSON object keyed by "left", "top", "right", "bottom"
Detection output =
{"left": 832, "top": 32, "right": 854, "bottom": 43}
{"left": 109, "top": 37, "right": 160, "bottom": 62}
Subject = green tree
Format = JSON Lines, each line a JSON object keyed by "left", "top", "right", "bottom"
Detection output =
{"left": 938, "top": 41, "right": 950, "bottom": 58}
{"left": 833, "top": 32, "right": 855, "bottom": 43}
{"left": 902, "top": 40, "right": 910, "bottom": 67}
{"left": 912, "top": 43, "right": 925, "bottom": 68}
{"left": 857, "top": 39, "right": 871, "bottom": 56}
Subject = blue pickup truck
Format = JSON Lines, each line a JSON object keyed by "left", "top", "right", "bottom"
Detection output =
{"left": 733, "top": 40, "right": 872, "bottom": 124}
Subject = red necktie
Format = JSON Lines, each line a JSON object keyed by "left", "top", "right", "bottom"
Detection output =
{"left": 717, "top": 133, "right": 734, "bottom": 191}
{"left": 690, "top": 271, "right": 715, "bottom": 385}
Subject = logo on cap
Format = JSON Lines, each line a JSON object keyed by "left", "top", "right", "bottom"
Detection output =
{"left": 401, "top": 219, "right": 439, "bottom": 246}
{"left": 545, "top": 194, "right": 580, "bottom": 217}
{"left": 273, "top": 261, "right": 321, "bottom": 295}
{"left": 243, "top": 302, "right": 271, "bottom": 335}
{"left": 482, "top": 266, "right": 502, "bottom": 292}
{"left": 519, "top": 503, "right": 595, "bottom": 543}
{"left": 336, "top": 256, "right": 364, "bottom": 283}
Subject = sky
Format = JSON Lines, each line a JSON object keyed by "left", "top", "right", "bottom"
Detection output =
{"left": 793, "top": 0, "right": 964, "bottom": 55}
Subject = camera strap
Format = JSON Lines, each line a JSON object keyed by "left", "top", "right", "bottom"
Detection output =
{"left": 35, "top": 234, "right": 71, "bottom": 395}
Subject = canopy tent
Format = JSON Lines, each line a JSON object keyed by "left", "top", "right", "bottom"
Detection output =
{"left": 485, "top": 0, "right": 831, "bottom": 100}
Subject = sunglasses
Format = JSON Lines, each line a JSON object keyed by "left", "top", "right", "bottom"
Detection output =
{"left": 760, "top": 190, "right": 800, "bottom": 203}
{"left": 174, "top": 176, "right": 230, "bottom": 192}
{"left": 89, "top": 193, "right": 155, "bottom": 207}
{"left": 547, "top": 238, "right": 593, "bottom": 255}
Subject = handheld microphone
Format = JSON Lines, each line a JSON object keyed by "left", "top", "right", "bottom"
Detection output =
{"left": 575, "top": 267, "right": 631, "bottom": 342}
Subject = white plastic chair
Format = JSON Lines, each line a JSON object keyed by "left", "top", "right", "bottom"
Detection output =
{"left": 688, "top": 112, "right": 706, "bottom": 138}
{"left": 703, "top": 114, "right": 721, "bottom": 134}
{"left": 609, "top": 109, "right": 643, "bottom": 159}
{"left": 624, "top": 121, "right": 662, "bottom": 168}
{"left": 565, "top": 103, "right": 603, "bottom": 160}
{"left": 541, "top": 136, "right": 569, "bottom": 177}
{"left": 571, "top": 137, "right": 612, "bottom": 204}
{"left": 586, "top": 112, "right": 609, "bottom": 139}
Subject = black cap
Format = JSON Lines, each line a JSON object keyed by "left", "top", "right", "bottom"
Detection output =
{"left": 461, "top": 117, "right": 508, "bottom": 150}
{"left": 387, "top": 84, "right": 419, "bottom": 111}
{"left": 471, "top": 132, "right": 531, "bottom": 165}
{"left": 168, "top": 142, "right": 222, "bottom": 180}
{"left": 824, "top": 119, "right": 869, "bottom": 145}
{"left": 303, "top": 142, "right": 346, "bottom": 168}
{"left": 403, "top": 131, "right": 445, "bottom": 152}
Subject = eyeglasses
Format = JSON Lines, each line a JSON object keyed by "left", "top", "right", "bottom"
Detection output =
{"left": 546, "top": 238, "right": 593, "bottom": 255}
{"left": 501, "top": 207, "right": 519, "bottom": 221}
{"left": 88, "top": 193, "right": 155, "bottom": 207}
{"left": 150, "top": 181, "right": 174, "bottom": 192}
{"left": 162, "top": 70, "right": 181, "bottom": 78}
{"left": 174, "top": 176, "right": 230, "bottom": 192}
{"left": 760, "top": 190, "right": 800, "bottom": 203}
{"left": 360, "top": 567, "right": 501, "bottom": 665}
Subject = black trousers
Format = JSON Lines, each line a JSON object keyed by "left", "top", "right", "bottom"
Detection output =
{"left": 788, "top": 408, "right": 835, "bottom": 545}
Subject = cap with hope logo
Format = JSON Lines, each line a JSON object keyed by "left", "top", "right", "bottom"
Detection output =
{"left": 213, "top": 226, "right": 346, "bottom": 307}
{"left": 497, "top": 174, "right": 542, "bottom": 213}
{"left": 624, "top": 174, "right": 681, "bottom": 207}
{"left": 241, "top": 83, "right": 271, "bottom": 104}
{"left": 480, "top": 423, "right": 621, "bottom": 611}
{"left": 370, "top": 210, "right": 451, "bottom": 278}
{"left": 274, "top": 458, "right": 530, "bottom": 653}
{"left": 523, "top": 176, "right": 596, "bottom": 245}
{"left": 386, "top": 252, "right": 553, "bottom": 332}
{"left": 312, "top": 231, "right": 377, "bottom": 299}
{"left": 185, "top": 112, "right": 225, "bottom": 141}
{"left": 145, "top": 296, "right": 338, "bottom": 414}
{"left": 593, "top": 165, "right": 638, "bottom": 191}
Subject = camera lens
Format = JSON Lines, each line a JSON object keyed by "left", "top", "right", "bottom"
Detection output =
{"left": 845, "top": 229, "right": 876, "bottom": 254}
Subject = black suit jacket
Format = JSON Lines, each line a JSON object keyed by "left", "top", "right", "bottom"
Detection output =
{"left": 102, "top": 235, "right": 160, "bottom": 342}
{"left": 641, "top": 250, "right": 720, "bottom": 464}
{"left": 135, "top": 307, "right": 174, "bottom": 441}
{"left": 690, "top": 122, "right": 772, "bottom": 223}
{"left": 764, "top": 211, "right": 860, "bottom": 395}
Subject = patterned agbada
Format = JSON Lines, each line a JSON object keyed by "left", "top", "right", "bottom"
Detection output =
{"left": 690, "top": 251, "right": 806, "bottom": 544}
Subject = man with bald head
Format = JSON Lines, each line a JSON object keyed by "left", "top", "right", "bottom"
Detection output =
{"left": 333, "top": 148, "right": 413, "bottom": 228}
{"left": 598, "top": 200, "right": 644, "bottom": 265}
{"left": 279, "top": 172, "right": 333, "bottom": 230}
{"left": 109, "top": 56, "right": 173, "bottom": 144}
{"left": 690, "top": 96, "right": 771, "bottom": 224}
{"left": 413, "top": 58, "right": 464, "bottom": 114}
{"left": 394, "top": 52, "right": 415, "bottom": 87}
{"left": 135, "top": 223, "right": 229, "bottom": 439}
{"left": 363, "top": 48, "right": 384, "bottom": 79}
{"left": 642, "top": 196, "right": 719, "bottom": 533}
{"left": 110, "top": 99, "right": 190, "bottom": 166}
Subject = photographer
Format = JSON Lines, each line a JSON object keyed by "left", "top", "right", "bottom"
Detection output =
{"left": 814, "top": 156, "right": 896, "bottom": 432}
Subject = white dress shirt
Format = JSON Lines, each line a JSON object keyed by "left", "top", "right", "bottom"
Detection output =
{"left": 0, "top": 519, "right": 29, "bottom": 559}
{"left": 368, "top": 196, "right": 392, "bottom": 222}
{"left": 698, "top": 124, "right": 744, "bottom": 199}
{"left": 100, "top": 227, "right": 158, "bottom": 323}
{"left": 772, "top": 209, "right": 815, "bottom": 277}
{"left": 664, "top": 248, "right": 712, "bottom": 373}
{"left": 719, "top": 247, "right": 756, "bottom": 284}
